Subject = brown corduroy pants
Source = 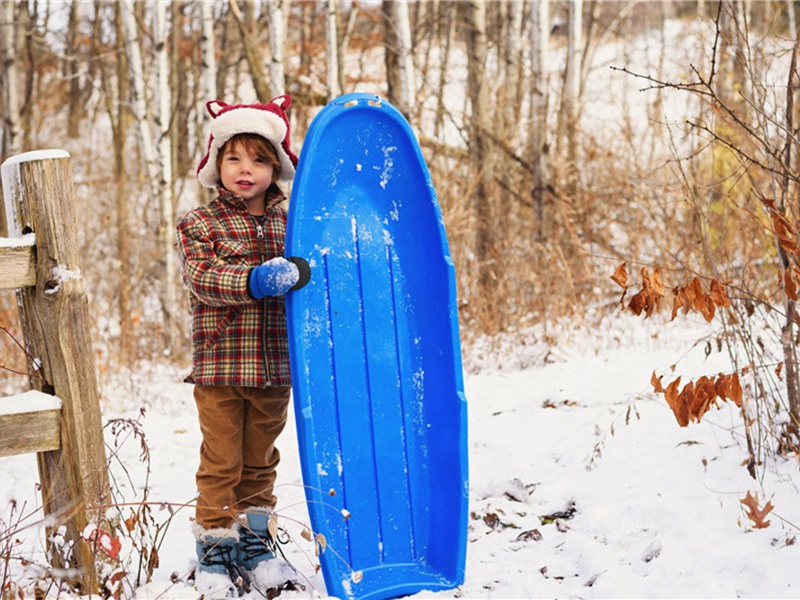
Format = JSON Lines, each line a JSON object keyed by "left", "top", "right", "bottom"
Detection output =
{"left": 194, "top": 385, "right": 291, "bottom": 530}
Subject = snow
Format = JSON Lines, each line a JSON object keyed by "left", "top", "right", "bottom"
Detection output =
{"left": 0, "top": 233, "right": 35, "bottom": 247}
{"left": 1, "top": 149, "right": 71, "bottom": 237}
{"left": 0, "top": 390, "right": 61, "bottom": 416}
{"left": 2, "top": 315, "right": 799, "bottom": 599}
{"left": 3, "top": 13, "right": 800, "bottom": 600}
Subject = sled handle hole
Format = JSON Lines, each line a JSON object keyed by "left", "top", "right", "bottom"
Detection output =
{"left": 344, "top": 100, "right": 358, "bottom": 108}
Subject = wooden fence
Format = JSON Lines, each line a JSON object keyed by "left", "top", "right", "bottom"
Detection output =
{"left": 0, "top": 150, "right": 110, "bottom": 594}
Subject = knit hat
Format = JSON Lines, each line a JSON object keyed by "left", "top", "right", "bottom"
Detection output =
{"left": 197, "top": 95, "right": 298, "bottom": 188}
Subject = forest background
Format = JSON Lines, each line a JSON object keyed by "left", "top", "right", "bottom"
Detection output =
{"left": 1, "top": 0, "right": 800, "bottom": 531}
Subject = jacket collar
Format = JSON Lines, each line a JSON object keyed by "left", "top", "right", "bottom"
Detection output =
{"left": 217, "top": 184, "right": 286, "bottom": 212}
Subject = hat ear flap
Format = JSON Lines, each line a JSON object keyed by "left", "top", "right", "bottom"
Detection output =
{"left": 270, "top": 95, "right": 292, "bottom": 111}
{"left": 206, "top": 100, "right": 229, "bottom": 118}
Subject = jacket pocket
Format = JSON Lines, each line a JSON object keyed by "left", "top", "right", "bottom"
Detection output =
{"left": 214, "top": 239, "right": 251, "bottom": 266}
{"left": 198, "top": 305, "right": 243, "bottom": 351}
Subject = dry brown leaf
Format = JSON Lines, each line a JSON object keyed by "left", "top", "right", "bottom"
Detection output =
{"left": 710, "top": 279, "right": 731, "bottom": 308}
{"left": 651, "top": 371, "right": 665, "bottom": 394}
{"left": 740, "top": 491, "right": 773, "bottom": 529}
{"left": 611, "top": 262, "right": 629, "bottom": 289}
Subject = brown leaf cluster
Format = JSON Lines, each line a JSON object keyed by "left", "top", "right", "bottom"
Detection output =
{"left": 611, "top": 263, "right": 730, "bottom": 323}
{"left": 783, "top": 264, "right": 800, "bottom": 302}
{"left": 651, "top": 371, "right": 743, "bottom": 427}
{"left": 611, "top": 263, "right": 664, "bottom": 318}
{"left": 671, "top": 277, "right": 731, "bottom": 322}
{"left": 762, "top": 198, "right": 798, "bottom": 255}
{"left": 740, "top": 491, "right": 773, "bottom": 529}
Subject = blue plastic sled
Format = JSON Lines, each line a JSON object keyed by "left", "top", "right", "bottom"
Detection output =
{"left": 285, "top": 93, "right": 468, "bottom": 600}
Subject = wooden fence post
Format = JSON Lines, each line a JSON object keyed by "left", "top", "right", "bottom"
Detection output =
{"left": 1, "top": 150, "right": 111, "bottom": 594}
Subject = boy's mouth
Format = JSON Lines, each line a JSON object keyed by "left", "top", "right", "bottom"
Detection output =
{"left": 236, "top": 180, "right": 254, "bottom": 188}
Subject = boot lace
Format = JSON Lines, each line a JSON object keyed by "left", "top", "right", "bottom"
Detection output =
{"left": 238, "top": 526, "right": 282, "bottom": 563}
{"left": 199, "top": 542, "right": 249, "bottom": 595}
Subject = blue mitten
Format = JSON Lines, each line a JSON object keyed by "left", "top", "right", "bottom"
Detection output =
{"left": 248, "top": 257, "right": 299, "bottom": 299}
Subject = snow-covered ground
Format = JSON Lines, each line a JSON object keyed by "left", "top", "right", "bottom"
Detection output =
{"left": 3, "top": 313, "right": 800, "bottom": 599}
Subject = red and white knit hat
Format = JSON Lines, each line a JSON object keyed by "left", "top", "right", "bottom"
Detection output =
{"left": 196, "top": 95, "right": 299, "bottom": 188}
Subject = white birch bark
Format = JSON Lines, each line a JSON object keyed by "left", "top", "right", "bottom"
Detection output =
{"left": 265, "top": 0, "right": 286, "bottom": 97}
{"left": 120, "top": 0, "right": 160, "bottom": 191}
{"left": 121, "top": 0, "right": 176, "bottom": 345}
{"left": 563, "top": 0, "right": 583, "bottom": 166}
{"left": 788, "top": 0, "right": 797, "bottom": 41}
{"left": 394, "top": 0, "right": 416, "bottom": 120}
{"left": 155, "top": 0, "right": 177, "bottom": 347}
{"left": 326, "top": 0, "right": 341, "bottom": 98}
{"left": 201, "top": 1, "right": 217, "bottom": 101}
{"left": 2, "top": 0, "right": 22, "bottom": 157}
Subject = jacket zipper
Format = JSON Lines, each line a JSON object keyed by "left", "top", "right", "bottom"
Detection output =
{"left": 254, "top": 217, "right": 272, "bottom": 385}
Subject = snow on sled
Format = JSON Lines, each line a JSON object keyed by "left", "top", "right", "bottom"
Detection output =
{"left": 285, "top": 93, "right": 468, "bottom": 600}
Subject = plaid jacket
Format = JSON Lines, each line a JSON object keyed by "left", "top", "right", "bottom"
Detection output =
{"left": 176, "top": 187, "right": 291, "bottom": 388}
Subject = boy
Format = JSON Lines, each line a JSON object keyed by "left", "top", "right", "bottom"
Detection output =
{"left": 177, "top": 95, "right": 309, "bottom": 598}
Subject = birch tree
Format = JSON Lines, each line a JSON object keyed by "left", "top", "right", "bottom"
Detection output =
{"left": 265, "top": 0, "right": 287, "bottom": 97}
{"left": 201, "top": 1, "right": 218, "bottom": 102}
{"left": 562, "top": 0, "right": 583, "bottom": 171}
{"left": 394, "top": 0, "right": 417, "bottom": 120}
{"left": 120, "top": 0, "right": 177, "bottom": 346}
{"left": 155, "top": 0, "right": 178, "bottom": 348}
{"left": 229, "top": 0, "right": 272, "bottom": 101}
{"left": 326, "top": 0, "right": 342, "bottom": 99}
{"left": 1, "top": 0, "right": 22, "bottom": 158}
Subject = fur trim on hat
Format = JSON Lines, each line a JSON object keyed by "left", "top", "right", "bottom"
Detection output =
{"left": 197, "top": 95, "right": 299, "bottom": 188}
{"left": 191, "top": 521, "right": 240, "bottom": 542}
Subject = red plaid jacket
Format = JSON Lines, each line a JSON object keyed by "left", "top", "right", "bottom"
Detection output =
{"left": 176, "top": 187, "right": 292, "bottom": 388}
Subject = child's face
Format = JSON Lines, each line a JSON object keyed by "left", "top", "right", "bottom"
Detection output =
{"left": 219, "top": 140, "right": 275, "bottom": 204}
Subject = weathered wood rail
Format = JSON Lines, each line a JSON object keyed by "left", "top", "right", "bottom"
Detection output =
{"left": 0, "top": 150, "right": 110, "bottom": 594}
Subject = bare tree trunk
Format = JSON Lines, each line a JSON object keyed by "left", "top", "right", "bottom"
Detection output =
{"left": 120, "top": 0, "right": 177, "bottom": 347}
{"left": 216, "top": 5, "right": 234, "bottom": 100}
{"left": 394, "top": 0, "right": 416, "bottom": 120}
{"left": 530, "top": 0, "right": 550, "bottom": 243}
{"left": 201, "top": 1, "right": 218, "bottom": 101}
{"left": 382, "top": 0, "right": 401, "bottom": 107}
{"left": 229, "top": 0, "right": 272, "bottom": 101}
{"left": 466, "top": 0, "right": 493, "bottom": 290}
{"left": 562, "top": 0, "right": 583, "bottom": 173}
{"left": 779, "top": 28, "right": 800, "bottom": 434}
{"left": 326, "top": 0, "right": 342, "bottom": 99}
{"left": 106, "top": 1, "right": 136, "bottom": 363}
{"left": 199, "top": 0, "right": 218, "bottom": 204}
{"left": 434, "top": 2, "right": 456, "bottom": 140}
{"left": 2, "top": 0, "right": 22, "bottom": 158}
{"left": 265, "top": 0, "right": 286, "bottom": 96}
{"left": 788, "top": 0, "right": 797, "bottom": 41}
{"left": 155, "top": 0, "right": 178, "bottom": 349}
{"left": 65, "top": 0, "right": 83, "bottom": 138}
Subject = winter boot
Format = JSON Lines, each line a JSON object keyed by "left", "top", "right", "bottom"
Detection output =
{"left": 193, "top": 526, "right": 248, "bottom": 599}
{"left": 237, "top": 510, "right": 298, "bottom": 593}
